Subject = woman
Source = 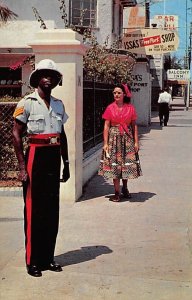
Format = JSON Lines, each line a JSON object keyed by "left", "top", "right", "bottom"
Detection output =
{"left": 98, "top": 84, "right": 142, "bottom": 202}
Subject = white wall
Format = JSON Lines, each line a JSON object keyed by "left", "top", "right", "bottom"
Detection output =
{"left": 1, "top": 0, "right": 121, "bottom": 47}
{"left": 29, "top": 29, "right": 86, "bottom": 202}
{"left": 83, "top": 148, "right": 101, "bottom": 185}
{"left": 0, "top": 20, "right": 55, "bottom": 48}
{"left": 130, "top": 61, "right": 151, "bottom": 126}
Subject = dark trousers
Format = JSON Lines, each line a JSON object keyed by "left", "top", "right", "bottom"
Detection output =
{"left": 23, "top": 145, "right": 61, "bottom": 267}
{"left": 159, "top": 103, "right": 169, "bottom": 126}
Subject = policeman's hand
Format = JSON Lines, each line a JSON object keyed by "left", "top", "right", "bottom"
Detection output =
{"left": 61, "top": 162, "right": 70, "bottom": 182}
{"left": 18, "top": 169, "right": 28, "bottom": 182}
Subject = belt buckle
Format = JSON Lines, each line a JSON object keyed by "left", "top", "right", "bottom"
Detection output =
{"left": 49, "top": 136, "right": 58, "bottom": 144}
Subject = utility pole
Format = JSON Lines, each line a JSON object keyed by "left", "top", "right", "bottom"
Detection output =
{"left": 185, "top": 0, "right": 192, "bottom": 110}
{"left": 186, "top": 21, "right": 192, "bottom": 110}
{"left": 188, "top": 22, "right": 192, "bottom": 70}
{"left": 145, "top": 0, "right": 150, "bottom": 28}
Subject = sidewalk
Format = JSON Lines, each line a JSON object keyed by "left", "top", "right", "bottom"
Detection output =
{"left": 1, "top": 97, "right": 192, "bottom": 300}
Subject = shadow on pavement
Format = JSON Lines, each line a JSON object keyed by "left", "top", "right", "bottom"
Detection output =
{"left": 79, "top": 176, "right": 114, "bottom": 201}
{"left": 55, "top": 245, "right": 113, "bottom": 267}
{"left": 166, "top": 124, "right": 192, "bottom": 128}
{"left": 138, "top": 122, "right": 163, "bottom": 139}
{"left": 170, "top": 108, "right": 185, "bottom": 111}
{"left": 80, "top": 175, "right": 156, "bottom": 203}
{"left": 105, "top": 191, "right": 156, "bottom": 203}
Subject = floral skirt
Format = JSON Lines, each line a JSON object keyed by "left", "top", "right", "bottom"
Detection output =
{"left": 98, "top": 126, "right": 142, "bottom": 180}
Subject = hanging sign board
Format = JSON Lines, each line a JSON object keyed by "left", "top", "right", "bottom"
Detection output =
{"left": 121, "top": 28, "right": 179, "bottom": 55}
{"left": 167, "top": 69, "right": 190, "bottom": 81}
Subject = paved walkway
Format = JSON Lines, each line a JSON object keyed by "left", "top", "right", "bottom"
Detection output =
{"left": 0, "top": 97, "right": 192, "bottom": 300}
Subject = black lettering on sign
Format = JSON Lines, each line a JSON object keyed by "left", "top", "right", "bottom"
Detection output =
{"left": 161, "top": 32, "right": 175, "bottom": 43}
{"left": 131, "top": 74, "right": 142, "bottom": 81}
{"left": 123, "top": 40, "right": 140, "bottom": 50}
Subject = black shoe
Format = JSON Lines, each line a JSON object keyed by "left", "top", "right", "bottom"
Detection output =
{"left": 48, "top": 262, "right": 62, "bottom": 272}
{"left": 110, "top": 192, "right": 121, "bottom": 202}
{"left": 27, "top": 265, "right": 42, "bottom": 277}
{"left": 122, "top": 187, "right": 131, "bottom": 199}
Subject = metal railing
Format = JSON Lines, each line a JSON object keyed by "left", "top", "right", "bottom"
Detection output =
{"left": 83, "top": 80, "right": 113, "bottom": 152}
{"left": 0, "top": 102, "right": 19, "bottom": 181}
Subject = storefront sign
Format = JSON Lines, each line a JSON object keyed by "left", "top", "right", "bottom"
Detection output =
{"left": 167, "top": 69, "right": 190, "bottom": 81}
{"left": 130, "top": 74, "right": 148, "bottom": 93}
{"left": 122, "top": 28, "right": 179, "bottom": 55}
{"left": 153, "top": 15, "right": 178, "bottom": 31}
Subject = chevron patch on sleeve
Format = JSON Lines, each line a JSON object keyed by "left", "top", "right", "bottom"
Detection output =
{"left": 13, "top": 106, "right": 24, "bottom": 118}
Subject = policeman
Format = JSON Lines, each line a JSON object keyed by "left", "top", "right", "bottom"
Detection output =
{"left": 13, "top": 59, "right": 70, "bottom": 277}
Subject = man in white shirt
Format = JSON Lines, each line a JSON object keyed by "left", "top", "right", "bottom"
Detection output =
{"left": 158, "top": 87, "right": 172, "bottom": 126}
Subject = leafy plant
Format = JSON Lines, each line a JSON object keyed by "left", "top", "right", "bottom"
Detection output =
{"left": 83, "top": 34, "right": 136, "bottom": 84}
{"left": 0, "top": 4, "right": 18, "bottom": 23}
{"left": 0, "top": 96, "right": 21, "bottom": 103}
{"left": 58, "top": 0, "right": 68, "bottom": 28}
{"left": 32, "top": 7, "right": 47, "bottom": 29}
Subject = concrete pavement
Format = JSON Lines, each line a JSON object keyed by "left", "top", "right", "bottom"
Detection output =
{"left": 0, "top": 97, "right": 192, "bottom": 300}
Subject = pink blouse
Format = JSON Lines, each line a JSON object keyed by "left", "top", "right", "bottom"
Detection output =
{"left": 102, "top": 102, "right": 137, "bottom": 134}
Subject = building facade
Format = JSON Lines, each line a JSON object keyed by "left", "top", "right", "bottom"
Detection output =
{"left": 0, "top": 0, "right": 137, "bottom": 98}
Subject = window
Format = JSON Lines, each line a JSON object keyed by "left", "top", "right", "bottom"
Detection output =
{"left": 70, "top": 0, "right": 97, "bottom": 27}
{"left": 0, "top": 67, "right": 22, "bottom": 98}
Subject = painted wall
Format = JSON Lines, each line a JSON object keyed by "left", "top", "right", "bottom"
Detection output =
{"left": 1, "top": 0, "right": 126, "bottom": 46}
{"left": 130, "top": 62, "right": 151, "bottom": 126}
{"left": 1, "top": 0, "right": 120, "bottom": 46}
{"left": 29, "top": 29, "right": 86, "bottom": 202}
{"left": 0, "top": 20, "right": 55, "bottom": 48}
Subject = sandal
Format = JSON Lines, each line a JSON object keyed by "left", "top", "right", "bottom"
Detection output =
{"left": 122, "top": 187, "right": 132, "bottom": 199}
{"left": 111, "top": 192, "right": 121, "bottom": 202}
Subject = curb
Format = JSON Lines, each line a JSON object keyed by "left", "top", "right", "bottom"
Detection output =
{"left": 0, "top": 187, "right": 22, "bottom": 197}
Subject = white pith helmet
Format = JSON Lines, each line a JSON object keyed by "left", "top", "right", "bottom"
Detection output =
{"left": 29, "top": 59, "right": 62, "bottom": 88}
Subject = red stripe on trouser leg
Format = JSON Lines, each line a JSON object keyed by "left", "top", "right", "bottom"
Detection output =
{"left": 25, "top": 145, "right": 36, "bottom": 265}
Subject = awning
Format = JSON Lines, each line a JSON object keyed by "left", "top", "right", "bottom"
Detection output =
{"left": 0, "top": 48, "right": 33, "bottom": 54}
{"left": 167, "top": 80, "right": 189, "bottom": 85}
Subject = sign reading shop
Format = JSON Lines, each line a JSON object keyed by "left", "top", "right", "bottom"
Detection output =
{"left": 122, "top": 29, "right": 179, "bottom": 55}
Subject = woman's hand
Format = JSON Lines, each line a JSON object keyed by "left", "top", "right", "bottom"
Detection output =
{"left": 134, "top": 142, "right": 139, "bottom": 153}
{"left": 103, "top": 143, "right": 109, "bottom": 153}
{"left": 103, "top": 120, "right": 110, "bottom": 154}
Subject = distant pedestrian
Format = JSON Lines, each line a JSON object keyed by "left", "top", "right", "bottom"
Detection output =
{"left": 13, "top": 59, "right": 70, "bottom": 277}
{"left": 158, "top": 87, "right": 172, "bottom": 126}
{"left": 98, "top": 83, "right": 142, "bottom": 202}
